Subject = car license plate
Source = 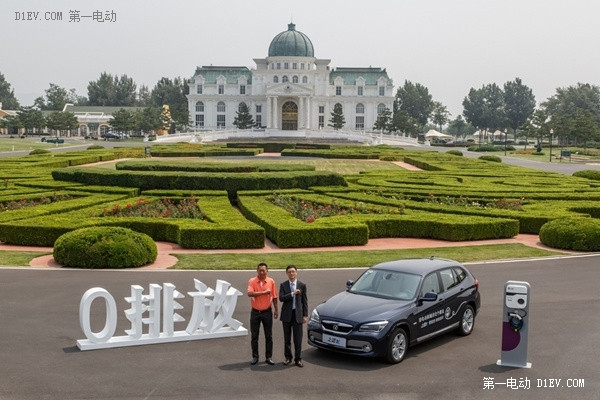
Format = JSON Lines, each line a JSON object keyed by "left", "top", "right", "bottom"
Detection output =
{"left": 322, "top": 333, "right": 346, "bottom": 348}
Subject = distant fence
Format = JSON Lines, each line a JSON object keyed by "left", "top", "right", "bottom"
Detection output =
{"left": 154, "top": 129, "right": 420, "bottom": 146}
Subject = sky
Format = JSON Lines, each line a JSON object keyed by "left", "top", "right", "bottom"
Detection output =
{"left": 2, "top": 0, "right": 600, "bottom": 118}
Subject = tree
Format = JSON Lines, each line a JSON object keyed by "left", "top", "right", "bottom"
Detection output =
{"left": 0, "top": 73, "right": 20, "bottom": 109}
{"left": 150, "top": 77, "right": 190, "bottom": 129}
{"left": 1, "top": 115, "right": 22, "bottom": 135}
{"left": 233, "top": 103, "right": 255, "bottom": 129}
{"left": 446, "top": 115, "right": 476, "bottom": 139}
{"left": 521, "top": 109, "right": 550, "bottom": 149}
{"left": 373, "top": 107, "right": 392, "bottom": 132}
{"left": 115, "top": 75, "right": 137, "bottom": 107}
{"left": 395, "top": 80, "right": 434, "bottom": 128}
{"left": 542, "top": 83, "right": 600, "bottom": 145}
{"left": 109, "top": 108, "right": 136, "bottom": 133}
{"left": 45, "top": 111, "right": 78, "bottom": 136}
{"left": 504, "top": 78, "right": 536, "bottom": 142}
{"left": 17, "top": 106, "right": 45, "bottom": 135}
{"left": 137, "top": 85, "right": 152, "bottom": 107}
{"left": 391, "top": 109, "right": 420, "bottom": 136}
{"left": 328, "top": 103, "right": 345, "bottom": 130}
{"left": 571, "top": 109, "right": 600, "bottom": 151}
{"left": 431, "top": 101, "right": 451, "bottom": 132}
{"left": 462, "top": 83, "right": 506, "bottom": 144}
{"left": 87, "top": 72, "right": 137, "bottom": 106}
{"left": 34, "top": 83, "right": 85, "bottom": 111}
{"left": 135, "top": 107, "right": 163, "bottom": 134}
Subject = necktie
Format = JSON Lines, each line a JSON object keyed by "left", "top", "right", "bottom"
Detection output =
{"left": 291, "top": 281, "right": 296, "bottom": 309}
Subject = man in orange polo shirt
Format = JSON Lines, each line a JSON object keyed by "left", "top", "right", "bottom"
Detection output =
{"left": 247, "top": 262, "right": 279, "bottom": 365}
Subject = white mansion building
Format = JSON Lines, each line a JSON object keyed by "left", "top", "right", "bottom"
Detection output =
{"left": 186, "top": 23, "right": 394, "bottom": 133}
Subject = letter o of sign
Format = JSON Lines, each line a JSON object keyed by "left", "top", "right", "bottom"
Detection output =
{"left": 79, "top": 288, "right": 117, "bottom": 343}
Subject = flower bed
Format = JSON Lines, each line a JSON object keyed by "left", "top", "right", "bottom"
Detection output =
{"left": 100, "top": 196, "right": 208, "bottom": 220}
{"left": 268, "top": 193, "right": 403, "bottom": 223}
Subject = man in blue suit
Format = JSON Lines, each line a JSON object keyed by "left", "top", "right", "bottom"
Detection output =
{"left": 279, "top": 265, "right": 308, "bottom": 367}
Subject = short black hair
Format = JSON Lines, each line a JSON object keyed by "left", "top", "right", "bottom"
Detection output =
{"left": 285, "top": 265, "right": 297, "bottom": 272}
{"left": 257, "top": 262, "right": 268, "bottom": 270}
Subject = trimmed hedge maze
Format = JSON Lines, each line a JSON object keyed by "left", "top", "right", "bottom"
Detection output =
{"left": 1, "top": 143, "right": 600, "bottom": 250}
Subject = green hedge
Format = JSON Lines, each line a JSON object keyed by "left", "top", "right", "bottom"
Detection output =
{"left": 238, "top": 195, "right": 369, "bottom": 248}
{"left": 539, "top": 217, "right": 600, "bottom": 251}
{"left": 237, "top": 194, "right": 519, "bottom": 247}
{"left": 54, "top": 226, "right": 157, "bottom": 269}
{"left": 51, "top": 168, "right": 347, "bottom": 194}
{"left": 573, "top": 169, "right": 600, "bottom": 181}
{"left": 0, "top": 195, "right": 265, "bottom": 249}
{"left": 115, "top": 160, "right": 315, "bottom": 173}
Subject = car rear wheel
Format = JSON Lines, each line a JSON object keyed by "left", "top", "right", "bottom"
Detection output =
{"left": 385, "top": 327, "right": 408, "bottom": 364}
{"left": 456, "top": 305, "right": 475, "bottom": 336}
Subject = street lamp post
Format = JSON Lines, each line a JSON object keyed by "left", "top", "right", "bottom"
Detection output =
{"left": 504, "top": 129, "right": 508, "bottom": 156}
{"left": 549, "top": 129, "right": 553, "bottom": 163}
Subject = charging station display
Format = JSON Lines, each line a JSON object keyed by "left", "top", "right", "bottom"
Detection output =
{"left": 497, "top": 281, "right": 531, "bottom": 368}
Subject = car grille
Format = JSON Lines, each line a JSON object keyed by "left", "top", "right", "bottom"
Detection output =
{"left": 321, "top": 320, "right": 353, "bottom": 335}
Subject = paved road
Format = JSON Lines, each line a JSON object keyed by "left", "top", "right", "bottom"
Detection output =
{"left": 1, "top": 255, "right": 598, "bottom": 400}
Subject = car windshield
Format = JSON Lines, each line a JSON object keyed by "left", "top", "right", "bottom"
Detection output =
{"left": 349, "top": 269, "right": 420, "bottom": 300}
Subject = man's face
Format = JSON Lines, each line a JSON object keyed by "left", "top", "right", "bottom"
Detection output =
{"left": 257, "top": 265, "right": 268, "bottom": 280}
{"left": 286, "top": 268, "right": 297, "bottom": 281}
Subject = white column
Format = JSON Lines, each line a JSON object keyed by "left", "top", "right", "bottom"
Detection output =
{"left": 305, "top": 97, "right": 311, "bottom": 130}
{"left": 272, "top": 97, "right": 278, "bottom": 129}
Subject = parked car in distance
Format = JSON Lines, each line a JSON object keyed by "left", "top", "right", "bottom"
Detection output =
{"left": 307, "top": 257, "right": 481, "bottom": 363}
{"left": 101, "top": 132, "right": 122, "bottom": 140}
{"left": 41, "top": 137, "right": 64, "bottom": 144}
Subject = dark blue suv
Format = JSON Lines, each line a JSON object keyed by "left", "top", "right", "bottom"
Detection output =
{"left": 307, "top": 258, "right": 481, "bottom": 363}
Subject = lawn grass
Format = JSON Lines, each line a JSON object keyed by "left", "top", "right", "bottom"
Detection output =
{"left": 0, "top": 244, "right": 562, "bottom": 269}
{"left": 169, "top": 244, "right": 563, "bottom": 270}
{"left": 0, "top": 251, "right": 51, "bottom": 267}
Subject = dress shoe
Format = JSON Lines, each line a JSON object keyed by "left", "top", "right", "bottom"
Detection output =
{"left": 250, "top": 357, "right": 258, "bottom": 365}
{"left": 283, "top": 359, "right": 292, "bottom": 366}
{"left": 295, "top": 360, "right": 304, "bottom": 368}
{"left": 265, "top": 358, "right": 275, "bottom": 365}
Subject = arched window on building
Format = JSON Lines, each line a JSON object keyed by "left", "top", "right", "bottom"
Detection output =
{"left": 273, "top": 76, "right": 279, "bottom": 83}
{"left": 377, "top": 103, "right": 387, "bottom": 114}
{"left": 217, "top": 101, "right": 226, "bottom": 128}
{"left": 302, "top": 76, "right": 308, "bottom": 84}
{"left": 282, "top": 76, "right": 289, "bottom": 83}
{"left": 195, "top": 101, "right": 204, "bottom": 112}
{"left": 292, "top": 76, "right": 298, "bottom": 83}
{"left": 238, "top": 102, "right": 247, "bottom": 112}
{"left": 355, "top": 103, "right": 365, "bottom": 130}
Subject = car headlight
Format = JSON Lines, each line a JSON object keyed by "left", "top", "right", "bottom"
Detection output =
{"left": 358, "top": 321, "right": 389, "bottom": 332}
{"left": 309, "top": 308, "right": 320, "bottom": 324}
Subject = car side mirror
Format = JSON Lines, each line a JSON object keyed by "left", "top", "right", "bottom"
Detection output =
{"left": 419, "top": 292, "right": 438, "bottom": 302}
{"left": 346, "top": 280, "right": 354, "bottom": 290}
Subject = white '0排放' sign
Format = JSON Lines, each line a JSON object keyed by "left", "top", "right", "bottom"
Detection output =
{"left": 77, "top": 279, "right": 247, "bottom": 350}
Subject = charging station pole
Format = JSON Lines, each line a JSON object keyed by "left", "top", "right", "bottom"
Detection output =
{"left": 497, "top": 281, "right": 531, "bottom": 368}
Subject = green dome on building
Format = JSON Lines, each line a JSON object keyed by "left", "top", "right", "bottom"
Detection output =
{"left": 268, "top": 23, "right": 314, "bottom": 57}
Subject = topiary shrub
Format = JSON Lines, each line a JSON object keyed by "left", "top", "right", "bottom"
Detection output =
{"left": 478, "top": 155, "right": 502, "bottom": 163}
{"left": 53, "top": 226, "right": 158, "bottom": 268}
{"left": 446, "top": 150, "right": 463, "bottom": 156}
{"left": 573, "top": 169, "right": 600, "bottom": 181}
{"left": 87, "top": 145, "right": 105, "bottom": 150}
{"left": 29, "top": 149, "right": 51, "bottom": 155}
{"left": 539, "top": 217, "right": 600, "bottom": 251}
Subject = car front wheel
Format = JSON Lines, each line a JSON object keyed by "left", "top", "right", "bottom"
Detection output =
{"left": 385, "top": 327, "right": 408, "bottom": 364}
{"left": 456, "top": 305, "right": 475, "bottom": 336}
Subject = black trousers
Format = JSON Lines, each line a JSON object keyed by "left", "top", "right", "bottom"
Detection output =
{"left": 250, "top": 308, "right": 273, "bottom": 359}
{"left": 282, "top": 309, "right": 303, "bottom": 361}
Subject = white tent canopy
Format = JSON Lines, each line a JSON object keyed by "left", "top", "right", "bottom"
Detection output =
{"left": 424, "top": 129, "right": 452, "bottom": 139}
